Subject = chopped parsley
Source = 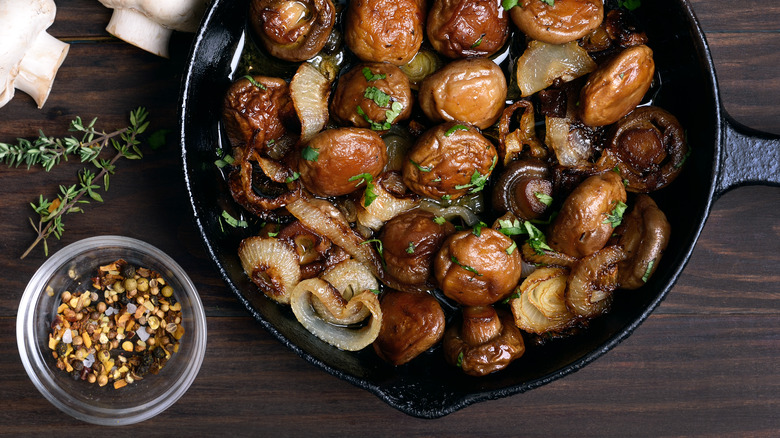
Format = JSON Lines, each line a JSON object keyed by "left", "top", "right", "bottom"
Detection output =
{"left": 498, "top": 218, "right": 553, "bottom": 255}
{"left": 501, "top": 0, "right": 518, "bottom": 10}
{"left": 506, "top": 241, "right": 517, "bottom": 255}
{"left": 361, "top": 238, "right": 384, "bottom": 257}
{"left": 502, "top": 291, "right": 520, "bottom": 304}
{"left": 348, "top": 173, "right": 378, "bottom": 207}
{"left": 471, "top": 34, "right": 485, "bottom": 48}
{"left": 364, "top": 86, "right": 391, "bottom": 108}
{"left": 433, "top": 216, "right": 446, "bottom": 225}
{"left": 214, "top": 152, "right": 234, "bottom": 169}
{"left": 362, "top": 67, "right": 386, "bottom": 82}
{"left": 534, "top": 192, "right": 553, "bottom": 206}
{"left": 618, "top": 0, "right": 641, "bottom": 11}
{"left": 445, "top": 124, "right": 469, "bottom": 137}
{"left": 454, "top": 155, "right": 496, "bottom": 194}
{"left": 540, "top": 0, "right": 554, "bottom": 5}
{"left": 369, "top": 288, "right": 381, "bottom": 295}
{"left": 456, "top": 351, "right": 464, "bottom": 368}
{"left": 285, "top": 171, "right": 300, "bottom": 183}
{"left": 406, "top": 242, "right": 415, "bottom": 254}
{"left": 472, "top": 221, "right": 488, "bottom": 237}
{"left": 450, "top": 255, "right": 483, "bottom": 276}
{"left": 441, "top": 194, "right": 452, "bottom": 201}
{"left": 301, "top": 145, "right": 319, "bottom": 161}
{"left": 243, "top": 75, "right": 267, "bottom": 90}
{"left": 642, "top": 259, "right": 656, "bottom": 283}
{"left": 221, "top": 210, "right": 247, "bottom": 228}
{"left": 603, "top": 200, "right": 628, "bottom": 228}
{"left": 409, "top": 159, "right": 432, "bottom": 172}
{"left": 675, "top": 146, "right": 692, "bottom": 169}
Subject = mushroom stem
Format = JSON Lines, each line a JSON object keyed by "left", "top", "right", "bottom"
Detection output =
{"left": 105, "top": 8, "right": 175, "bottom": 58}
{"left": 15, "top": 32, "right": 69, "bottom": 108}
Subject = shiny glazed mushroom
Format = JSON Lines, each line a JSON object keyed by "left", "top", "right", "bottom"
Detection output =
{"left": 442, "top": 306, "right": 525, "bottom": 376}
{"left": 492, "top": 159, "right": 553, "bottom": 221}
{"left": 426, "top": 0, "right": 509, "bottom": 59}
{"left": 373, "top": 290, "right": 446, "bottom": 365}
{"left": 509, "top": 0, "right": 604, "bottom": 45}
{"left": 434, "top": 228, "right": 522, "bottom": 306}
{"left": 418, "top": 57, "right": 507, "bottom": 129}
{"left": 249, "top": 0, "right": 336, "bottom": 62}
{"left": 344, "top": 0, "right": 426, "bottom": 65}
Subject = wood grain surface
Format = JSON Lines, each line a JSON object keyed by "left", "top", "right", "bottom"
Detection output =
{"left": 0, "top": 0, "right": 777, "bottom": 436}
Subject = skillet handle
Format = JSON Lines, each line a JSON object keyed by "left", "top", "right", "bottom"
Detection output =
{"left": 716, "top": 114, "right": 780, "bottom": 197}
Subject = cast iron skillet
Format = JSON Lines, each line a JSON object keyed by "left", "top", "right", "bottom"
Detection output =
{"left": 179, "top": 0, "right": 780, "bottom": 418}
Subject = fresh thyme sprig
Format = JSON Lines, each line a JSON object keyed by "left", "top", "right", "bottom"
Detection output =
{"left": 19, "top": 108, "right": 149, "bottom": 259}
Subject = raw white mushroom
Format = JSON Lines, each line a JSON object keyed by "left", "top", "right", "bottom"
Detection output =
{"left": 98, "top": 0, "right": 208, "bottom": 58}
{"left": 0, "top": 0, "right": 69, "bottom": 109}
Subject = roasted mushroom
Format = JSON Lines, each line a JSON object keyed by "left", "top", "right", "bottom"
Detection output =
{"left": 330, "top": 62, "right": 413, "bottom": 130}
{"left": 509, "top": 0, "right": 604, "bottom": 45}
{"left": 434, "top": 228, "right": 522, "bottom": 306}
{"left": 597, "top": 106, "right": 688, "bottom": 192}
{"left": 249, "top": 0, "right": 336, "bottom": 62}
{"left": 373, "top": 290, "right": 446, "bottom": 365}
{"left": 610, "top": 194, "right": 670, "bottom": 289}
{"left": 401, "top": 122, "right": 498, "bottom": 201}
{"left": 297, "top": 127, "right": 388, "bottom": 197}
{"left": 548, "top": 171, "right": 627, "bottom": 258}
{"left": 426, "top": 0, "right": 510, "bottom": 59}
{"left": 344, "top": 0, "right": 426, "bottom": 65}
{"left": 492, "top": 159, "right": 553, "bottom": 221}
{"left": 222, "top": 75, "right": 297, "bottom": 153}
{"left": 566, "top": 245, "right": 626, "bottom": 318}
{"left": 442, "top": 306, "right": 525, "bottom": 376}
{"left": 418, "top": 57, "right": 507, "bottom": 129}
{"left": 579, "top": 44, "right": 655, "bottom": 127}
{"left": 380, "top": 209, "right": 456, "bottom": 287}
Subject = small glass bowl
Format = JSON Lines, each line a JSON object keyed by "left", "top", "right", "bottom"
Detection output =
{"left": 16, "top": 236, "right": 207, "bottom": 425}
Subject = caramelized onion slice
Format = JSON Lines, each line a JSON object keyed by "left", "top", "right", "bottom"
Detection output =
{"left": 356, "top": 173, "right": 419, "bottom": 231}
{"left": 511, "top": 267, "right": 575, "bottom": 335}
{"left": 566, "top": 245, "right": 626, "bottom": 319}
{"left": 238, "top": 236, "right": 302, "bottom": 304}
{"left": 314, "top": 259, "right": 379, "bottom": 324}
{"left": 290, "top": 62, "right": 331, "bottom": 143}
{"left": 290, "top": 278, "right": 382, "bottom": 351}
{"left": 515, "top": 40, "right": 596, "bottom": 97}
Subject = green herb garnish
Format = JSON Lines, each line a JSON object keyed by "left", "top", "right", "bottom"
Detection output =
{"left": 506, "top": 241, "right": 517, "bottom": 255}
{"left": 498, "top": 218, "right": 553, "bottom": 255}
{"left": 364, "top": 86, "right": 391, "bottom": 108}
{"left": 433, "top": 216, "right": 446, "bottom": 225}
{"left": 221, "top": 210, "right": 248, "bottom": 228}
{"left": 603, "top": 200, "right": 628, "bottom": 228}
{"left": 285, "top": 171, "right": 300, "bottom": 183}
{"left": 456, "top": 351, "right": 464, "bottom": 368}
{"left": 540, "top": 0, "right": 554, "bottom": 5}
{"left": 534, "top": 192, "right": 553, "bottom": 206}
{"left": 454, "top": 155, "right": 496, "bottom": 194}
{"left": 357, "top": 105, "right": 391, "bottom": 131}
{"left": 406, "top": 242, "right": 415, "bottom": 254}
{"left": 451, "top": 255, "right": 483, "bottom": 276}
{"left": 471, "top": 34, "right": 485, "bottom": 48}
{"left": 348, "top": 173, "right": 378, "bottom": 207}
{"left": 409, "top": 159, "right": 432, "bottom": 172}
{"left": 642, "top": 259, "right": 655, "bottom": 283}
{"left": 445, "top": 124, "right": 469, "bottom": 137}
{"left": 362, "top": 67, "right": 386, "bottom": 82}
{"left": 618, "top": 0, "right": 641, "bottom": 11}
{"left": 501, "top": 0, "right": 518, "bottom": 10}
{"left": 243, "top": 75, "right": 267, "bottom": 90}
{"left": 301, "top": 145, "right": 319, "bottom": 161}
{"left": 472, "top": 221, "right": 488, "bottom": 237}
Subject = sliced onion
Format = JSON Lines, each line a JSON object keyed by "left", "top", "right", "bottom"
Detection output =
{"left": 238, "top": 236, "right": 301, "bottom": 304}
{"left": 419, "top": 200, "right": 481, "bottom": 226}
{"left": 313, "top": 259, "right": 378, "bottom": 324}
{"left": 290, "top": 62, "right": 331, "bottom": 143}
{"left": 510, "top": 267, "right": 575, "bottom": 335}
{"left": 286, "top": 196, "right": 385, "bottom": 277}
{"left": 290, "top": 278, "right": 382, "bottom": 351}
{"left": 545, "top": 116, "right": 595, "bottom": 167}
{"left": 356, "top": 174, "right": 419, "bottom": 231}
{"left": 515, "top": 40, "right": 596, "bottom": 97}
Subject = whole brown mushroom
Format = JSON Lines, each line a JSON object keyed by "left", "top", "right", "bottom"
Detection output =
{"left": 548, "top": 171, "right": 627, "bottom": 258}
{"left": 442, "top": 306, "right": 525, "bottom": 376}
{"left": 380, "top": 209, "right": 456, "bottom": 287}
{"left": 426, "top": 0, "right": 510, "bottom": 59}
{"left": 434, "top": 228, "right": 522, "bottom": 306}
{"left": 344, "top": 0, "right": 426, "bottom": 65}
{"left": 330, "top": 62, "right": 413, "bottom": 130}
{"left": 373, "top": 290, "right": 446, "bottom": 366}
{"left": 297, "top": 127, "right": 388, "bottom": 197}
{"left": 418, "top": 57, "right": 507, "bottom": 129}
{"left": 249, "top": 0, "right": 336, "bottom": 62}
{"left": 509, "top": 0, "right": 604, "bottom": 45}
{"left": 402, "top": 122, "right": 498, "bottom": 201}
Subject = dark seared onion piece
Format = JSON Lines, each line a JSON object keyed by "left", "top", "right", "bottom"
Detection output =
{"left": 427, "top": 0, "right": 509, "bottom": 59}
{"left": 276, "top": 221, "right": 350, "bottom": 279}
{"left": 596, "top": 106, "right": 688, "bottom": 193}
{"left": 442, "top": 306, "right": 525, "bottom": 376}
{"left": 611, "top": 194, "right": 670, "bottom": 289}
{"left": 566, "top": 245, "right": 626, "bottom": 319}
{"left": 492, "top": 159, "right": 552, "bottom": 221}
{"left": 373, "top": 290, "right": 446, "bottom": 365}
{"left": 222, "top": 76, "right": 297, "bottom": 153}
{"left": 497, "top": 100, "right": 547, "bottom": 165}
{"left": 227, "top": 148, "right": 301, "bottom": 221}
{"left": 250, "top": 0, "right": 336, "bottom": 62}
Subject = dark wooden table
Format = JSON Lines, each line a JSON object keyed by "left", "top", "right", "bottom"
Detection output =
{"left": 1, "top": 1, "right": 778, "bottom": 435}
